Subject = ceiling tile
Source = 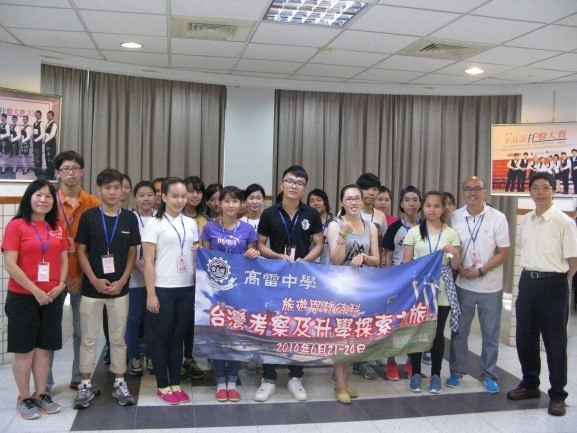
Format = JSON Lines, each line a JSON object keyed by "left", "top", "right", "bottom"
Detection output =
{"left": 235, "top": 59, "right": 302, "bottom": 74}
{"left": 171, "top": 0, "right": 270, "bottom": 21}
{"left": 556, "top": 13, "right": 577, "bottom": 26}
{"left": 506, "top": 25, "right": 577, "bottom": 51}
{"left": 0, "top": 5, "right": 84, "bottom": 31}
{"left": 494, "top": 67, "right": 574, "bottom": 83}
{"left": 529, "top": 53, "right": 577, "bottom": 72}
{"left": 0, "top": 27, "right": 20, "bottom": 44}
{"left": 80, "top": 10, "right": 166, "bottom": 36}
{"left": 410, "top": 73, "right": 482, "bottom": 84}
{"left": 468, "top": 46, "right": 562, "bottom": 66}
{"left": 102, "top": 50, "right": 169, "bottom": 67}
{"left": 431, "top": 15, "right": 543, "bottom": 44}
{"left": 250, "top": 22, "right": 340, "bottom": 47}
{"left": 471, "top": 0, "right": 577, "bottom": 23}
{"left": 296, "top": 63, "right": 366, "bottom": 79}
{"left": 9, "top": 28, "right": 96, "bottom": 49}
{"left": 75, "top": 0, "right": 167, "bottom": 14}
{"left": 172, "top": 55, "right": 236, "bottom": 70}
{"left": 374, "top": 55, "right": 454, "bottom": 72}
{"left": 291, "top": 75, "right": 347, "bottom": 82}
{"left": 377, "top": 0, "right": 488, "bottom": 13}
{"left": 330, "top": 30, "right": 419, "bottom": 54}
{"left": 354, "top": 68, "right": 425, "bottom": 82}
{"left": 1, "top": 0, "right": 70, "bottom": 6}
{"left": 39, "top": 47, "right": 103, "bottom": 60}
{"left": 243, "top": 43, "right": 317, "bottom": 62}
{"left": 350, "top": 5, "right": 460, "bottom": 36}
{"left": 92, "top": 34, "right": 167, "bottom": 53}
{"left": 433, "top": 61, "right": 515, "bottom": 77}
{"left": 232, "top": 71, "right": 291, "bottom": 79}
{"left": 548, "top": 72, "right": 577, "bottom": 82}
{"left": 171, "top": 39, "right": 245, "bottom": 57}
{"left": 470, "top": 77, "right": 521, "bottom": 85}
{"left": 309, "top": 49, "right": 387, "bottom": 67}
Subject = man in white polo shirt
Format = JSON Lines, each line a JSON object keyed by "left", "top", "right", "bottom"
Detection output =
{"left": 506, "top": 172, "right": 577, "bottom": 417}
{"left": 446, "top": 176, "right": 510, "bottom": 394}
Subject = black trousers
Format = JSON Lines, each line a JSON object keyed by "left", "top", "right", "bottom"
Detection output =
{"left": 515, "top": 273, "right": 568, "bottom": 401}
{"left": 505, "top": 170, "right": 518, "bottom": 191}
{"left": 410, "top": 305, "right": 451, "bottom": 377}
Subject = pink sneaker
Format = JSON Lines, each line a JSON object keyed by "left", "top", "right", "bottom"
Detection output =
{"left": 215, "top": 389, "right": 228, "bottom": 402}
{"left": 156, "top": 389, "right": 180, "bottom": 405}
{"left": 171, "top": 388, "right": 190, "bottom": 403}
{"left": 227, "top": 389, "right": 241, "bottom": 402}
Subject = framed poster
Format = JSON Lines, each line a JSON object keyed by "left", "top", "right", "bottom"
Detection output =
{"left": 0, "top": 87, "right": 62, "bottom": 182}
{"left": 491, "top": 122, "right": 577, "bottom": 196}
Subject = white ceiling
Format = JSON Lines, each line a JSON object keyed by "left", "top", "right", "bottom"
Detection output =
{"left": 1, "top": 0, "right": 577, "bottom": 87}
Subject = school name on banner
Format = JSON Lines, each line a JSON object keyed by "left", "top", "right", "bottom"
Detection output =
{"left": 193, "top": 249, "right": 443, "bottom": 365}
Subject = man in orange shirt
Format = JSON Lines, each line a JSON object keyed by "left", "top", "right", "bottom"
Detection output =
{"left": 47, "top": 151, "right": 100, "bottom": 392}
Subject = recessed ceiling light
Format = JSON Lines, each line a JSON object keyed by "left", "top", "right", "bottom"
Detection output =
{"left": 264, "top": 1, "right": 367, "bottom": 27}
{"left": 318, "top": 46, "right": 332, "bottom": 54}
{"left": 121, "top": 42, "right": 143, "bottom": 49}
{"left": 465, "top": 67, "right": 484, "bottom": 75}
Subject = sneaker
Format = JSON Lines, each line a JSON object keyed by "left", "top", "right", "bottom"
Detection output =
{"left": 445, "top": 374, "right": 462, "bottom": 388}
{"left": 180, "top": 365, "right": 191, "bottom": 383}
{"left": 156, "top": 389, "right": 180, "bottom": 405}
{"left": 353, "top": 362, "right": 377, "bottom": 379}
{"left": 103, "top": 345, "right": 111, "bottom": 364}
{"left": 69, "top": 380, "right": 101, "bottom": 395}
{"left": 112, "top": 382, "right": 135, "bottom": 406}
{"left": 287, "top": 377, "right": 308, "bottom": 401}
{"left": 405, "top": 359, "right": 413, "bottom": 379}
{"left": 385, "top": 360, "right": 400, "bottom": 381}
{"left": 17, "top": 398, "right": 40, "bottom": 420}
{"left": 429, "top": 374, "right": 442, "bottom": 394}
{"left": 422, "top": 351, "right": 432, "bottom": 365}
{"left": 254, "top": 381, "right": 276, "bottom": 402}
{"left": 228, "top": 389, "right": 241, "bottom": 402}
{"left": 33, "top": 393, "right": 61, "bottom": 414}
{"left": 74, "top": 384, "right": 94, "bottom": 409}
{"left": 409, "top": 373, "right": 422, "bottom": 392}
{"left": 128, "top": 356, "right": 143, "bottom": 377}
{"left": 145, "top": 356, "right": 155, "bottom": 375}
{"left": 171, "top": 388, "right": 190, "bottom": 403}
{"left": 215, "top": 389, "right": 228, "bottom": 402}
{"left": 484, "top": 378, "right": 500, "bottom": 394}
{"left": 186, "top": 359, "right": 205, "bottom": 379}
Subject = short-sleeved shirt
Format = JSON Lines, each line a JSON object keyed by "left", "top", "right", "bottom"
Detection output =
{"left": 201, "top": 220, "right": 257, "bottom": 254}
{"left": 258, "top": 202, "right": 323, "bottom": 260}
{"left": 182, "top": 211, "right": 208, "bottom": 236}
{"left": 382, "top": 218, "right": 418, "bottom": 266}
{"left": 360, "top": 207, "right": 387, "bottom": 237}
{"left": 451, "top": 204, "right": 510, "bottom": 293}
{"left": 403, "top": 225, "right": 461, "bottom": 306}
{"left": 240, "top": 216, "right": 260, "bottom": 233}
{"left": 519, "top": 205, "right": 577, "bottom": 273}
{"left": 141, "top": 213, "right": 199, "bottom": 288}
{"left": 75, "top": 207, "right": 141, "bottom": 298}
{"left": 129, "top": 210, "right": 156, "bottom": 288}
{"left": 2, "top": 219, "right": 70, "bottom": 295}
{"left": 56, "top": 189, "right": 100, "bottom": 278}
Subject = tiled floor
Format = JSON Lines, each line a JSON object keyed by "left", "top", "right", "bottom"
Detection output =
{"left": 1, "top": 298, "right": 576, "bottom": 433}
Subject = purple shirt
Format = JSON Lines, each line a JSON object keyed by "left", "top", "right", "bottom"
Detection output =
{"left": 201, "top": 220, "right": 257, "bottom": 254}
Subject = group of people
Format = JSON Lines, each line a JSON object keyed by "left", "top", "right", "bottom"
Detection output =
{"left": 2, "top": 149, "right": 576, "bottom": 421}
{"left": 504, "top": 150, "right": 577, "bottom": 194}
{"left": 0, "top": 110, "right": 57, "bottom": 177}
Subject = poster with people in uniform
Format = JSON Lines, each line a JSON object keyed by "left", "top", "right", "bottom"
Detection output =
{"left": 0, "top": 87, "right": 61, "bottom": 182}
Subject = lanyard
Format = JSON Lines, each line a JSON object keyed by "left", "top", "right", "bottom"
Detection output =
{"left": 425, "top": 224, "right": 443, "bottom": 254}
{"left": 57, "top": 192, "right": 74, "bottom": 230}
{"left": 278, "top": 206, "right": 300, "bottom": 244}
{"left": 466, "top": 214, "right": 484, "bottom": 245}
{"left": 221, "top": 220, "right": 238, "bottom": 253}
{"left": 31, "top": 221, "right": 50, "bottom": 260}
{"left": 401, "top": 217, "right": 419, "bottom": 232}
{"left": 164, "top": 214, "right": 186, "bottom": 254}
{"left": 100, "top": 207, "right": 121, "bottom": 255}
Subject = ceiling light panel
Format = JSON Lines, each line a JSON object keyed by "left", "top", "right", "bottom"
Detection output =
{"left": 264, "top": 1, "right": 367, "bottom": 27}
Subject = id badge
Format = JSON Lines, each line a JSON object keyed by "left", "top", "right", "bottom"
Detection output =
{"left": 285, "top": 243, "right": 296, "bottom": 261}
{"left": 177, "top": 255, "right": 187, "bottom": 273}
{"left": 38, "top": 262, "right": 50, "bottom": 282}
{"left": 34, "top": 128, "right": 39, "bottom": 135}
{"left": 101, "top": 254, "right": 115, "bottom": 274}
{"left": 67, "top": 235, "right": 75, "bottom": 253}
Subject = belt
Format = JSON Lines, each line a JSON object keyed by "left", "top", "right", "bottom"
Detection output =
{"left": 521, "top": 269, "right": 566, "bottom": 279}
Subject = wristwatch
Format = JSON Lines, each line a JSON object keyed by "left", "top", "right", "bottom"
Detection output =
{"left": 478, "top": 267, "right": 485, "bottom": 277}
{"left": 361, "top": 253, "right": 367, "bottom": 263}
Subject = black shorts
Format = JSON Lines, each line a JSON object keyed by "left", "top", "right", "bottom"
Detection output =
{"left": 5, "top": 291, "right": 65, "bottom": 353}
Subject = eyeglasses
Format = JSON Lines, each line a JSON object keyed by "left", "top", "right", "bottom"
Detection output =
{"left": 283, "top": 179, "right": 307, "bottom": 189}
{"left": 530, "top": 185, "right": 553, "bottom": 192}
{"left": 58, "top": 166, "right": 82, "bottom": 174}
{"left": 463, "top": 186, "right": 484, "bottom": 193}
{"left": 343, "top": 196, "right": 363, "bottom": 204}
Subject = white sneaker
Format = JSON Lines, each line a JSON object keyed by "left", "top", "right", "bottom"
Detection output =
{"left": 254, "top": 381, "right": 276, "bottom": 402}
{"left": 287, "top": 377, "right": 308, "bottom": 401}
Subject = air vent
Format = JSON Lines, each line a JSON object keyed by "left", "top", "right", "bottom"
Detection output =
{"left": 172, "top": 16, "right": 254, "bottom": 42}
{"left": 397, "top": 38, "right": 494, "bottom": 61}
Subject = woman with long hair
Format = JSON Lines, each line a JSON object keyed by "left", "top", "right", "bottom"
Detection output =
{"left": 308, "top": 188, "right": 335, "bottom": 265}
{"left": 205, "top": 183, "right": 223, "bottom": 220}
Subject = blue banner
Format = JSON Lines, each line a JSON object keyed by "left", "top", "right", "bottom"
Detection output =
{"left": 194, "top": 249, "right": 443, "bottom": 365}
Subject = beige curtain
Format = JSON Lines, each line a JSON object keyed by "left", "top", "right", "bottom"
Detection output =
{"left": 274, "top": 90, "right": 521, "bottom": 292}
{"left": 41, "top": 64, "right": 226, "bottom": 188}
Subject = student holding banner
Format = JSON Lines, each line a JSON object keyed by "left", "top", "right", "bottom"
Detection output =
{"left": 200, "top": 186, "right": 259, "bottom": 402}
{"left": 327, "top": 184, "right": 380, "bottom": 404}
{"left": 403, "top": 191, "right": 461, "bottom": 394}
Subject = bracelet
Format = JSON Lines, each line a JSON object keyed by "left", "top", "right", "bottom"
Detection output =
{"left": 478, "top": 267, "right": 485, "bottom": 277}
{"left": 338, "top": 232, "right": 347, "bottom": 240}
{"left": 336, "top": 240, "right": 346, "bottom": 245}
{"left": 361, "top": 253, "right": 367, "bottom": 263}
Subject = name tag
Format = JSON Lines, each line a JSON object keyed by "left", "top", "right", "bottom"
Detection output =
{"left": 34, "top": 128, "right": 39, "bottom": 135}
{"left": 285, "top": 244, "right": 296, "bottom": 261}
{"left": 101, "top": 254, "right": 115, "bottom": 274}
{"left": 38, "top": 262, "right": 50, "bottom": 282}
{"left": 177, "top": 255, "right": 187, "bottom": 273}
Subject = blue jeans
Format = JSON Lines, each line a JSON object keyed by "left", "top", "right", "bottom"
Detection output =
{"left": 125, "top": 287, "right": 154, "bottom": 360}
{"left": 148, "top": 286, "right": 194, "bottom": 389}
{"left": 449, "top": 287, "right": 503, "bottom": 380}
{"left": 212, "top": 360, "right": 240, "bottom": 384}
